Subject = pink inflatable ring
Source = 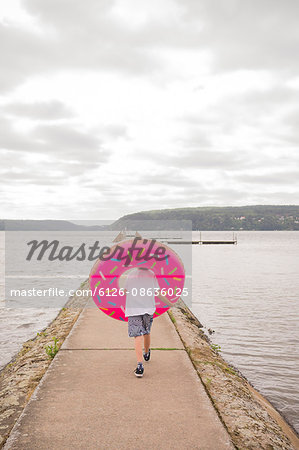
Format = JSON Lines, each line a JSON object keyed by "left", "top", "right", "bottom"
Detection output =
{"left": 89, "top": 238, "right": 185, "bottom": 322}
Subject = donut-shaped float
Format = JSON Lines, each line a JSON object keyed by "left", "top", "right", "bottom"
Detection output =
{"left": 89, "top": 238, "right": 185, "bottom": 321}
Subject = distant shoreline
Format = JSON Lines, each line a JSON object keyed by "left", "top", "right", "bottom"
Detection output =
{"left": 1, "top": 205, "right": 299, "bottom": 231}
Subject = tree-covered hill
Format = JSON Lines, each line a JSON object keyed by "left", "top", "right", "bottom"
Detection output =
{"left": 110, "top": 205, "right": 299, "bottom": 231}
{"left": 1, "top": 205, "right": 298, "bottom": 231}
{"left": 0, "top": 220, "right": 105, "bottom": 231}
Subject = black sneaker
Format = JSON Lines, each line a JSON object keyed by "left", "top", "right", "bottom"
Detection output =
{"left": 134, "top": 365, "right": 144, "bottom": 377}
{"left": 143, "top": 349, "right": 151, "bottom": 362}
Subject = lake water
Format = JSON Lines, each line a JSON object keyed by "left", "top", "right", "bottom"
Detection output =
{"left": 191, "top": 231, "right": 299, "bottom": 434}
{"left": 0, "top": 232, "right": 61, "bottom": 369}
{"left": 0, "top": 230, "right": 298, "bottom": 433}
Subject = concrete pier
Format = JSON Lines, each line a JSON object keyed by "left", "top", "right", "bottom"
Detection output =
{"left": 4, "top": 301, "right": 234, "bottom": 450}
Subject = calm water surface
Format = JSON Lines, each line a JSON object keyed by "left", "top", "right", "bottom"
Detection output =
{"left": 191, "top": 231, "right": 299, "bottom": 433}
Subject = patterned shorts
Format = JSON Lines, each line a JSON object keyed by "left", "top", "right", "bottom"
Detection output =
{"left": 128, "top": 314, "right": 154, "bottom": 337}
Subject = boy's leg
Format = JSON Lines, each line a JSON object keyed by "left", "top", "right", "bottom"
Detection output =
{"left": 134, "top": 335, "right": 143, "bottom": 363}
{"left": 144, "top": 333, "right": 150, "bottom": 353}
{"left": 143, "top": 314, "right": 153, "bottom": 356}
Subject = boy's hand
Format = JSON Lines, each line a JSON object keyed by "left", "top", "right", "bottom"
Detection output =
{"left": 157, "top": 290, "right": 174, "bottom": 308}
{"left": 89, "top": 247, "right": 111, "bottom": 278}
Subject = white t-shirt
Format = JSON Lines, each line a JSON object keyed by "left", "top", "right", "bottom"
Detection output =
{"left": 124, "top": 268, "right": 159, "bottom": 317}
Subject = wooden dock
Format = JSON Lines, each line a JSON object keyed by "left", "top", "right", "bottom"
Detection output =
{"left": 122, "top": 230, "right": 237, "bottom": 245}
{"left": 166, "top": 240, "right": 237, "bottom": 245}
{"left": 200, "top": 239, "right": 237, "bottom": 245}
{"left": 166, "top": 233, "right": 237, "bottom": 245}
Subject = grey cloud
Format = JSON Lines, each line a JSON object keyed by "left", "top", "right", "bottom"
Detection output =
{"left": 256, "top": 191, "right": 299, "bottom": 203}
{"left": 1, "top": 117, "right": 107, "bottom": 161}
{"left": 24, "top": 0, "right": 200, "bottom": 49}
{"left": 177, "top": 187, "right": 248, "bottom": 203}
{"left": 241, "top": 86, "right": 299, "bottom": 108}
{"left": 103, "top": 124, "right": 128, "bottom": 139}
{"left": 182, "top": 85, "right": 299, "bottom": 135}
{"left": 0, "top": 154, "right": 99, "bottom": 186}
{"left": 3, "top": 100, "right": 73, "bottom": 120}
{"left": 0, "top": 169, "right": 65, "bottom": 185}
{"left": 0, "top": 23, "right": 51, "bottom": 93}
{"left": 283, "top": 109, "right": 299, "bottom": 128}
{"left": 180, "top": 115, "right": 219, "bottom": 127}
{"left": 135, "top": 173, "right": 198, "bottom": 188}
{"left": 124, "top": 144, "right": 260, "bottom": 172}
{"left": 234, "top": 171, "right": 299, "bottom": 186}
{"left": 1, "top": 0, "right": 299, "bottom": 95}
{"left": 85, "top": 170, "right": 246, "bottom": 205}
{"left": 278, "top": 109, "right": 299, "bottom": 145}
{"left": 180, "top": 0, "right": 299, "bottom": 72}
{"left": 0, "top": 149, "right": 27, "bottom": 166}
{"left": 170, "top": 149, "right": 255, "bottom": 170}
{"left": 219, "top": 85, "right": 299, "bottom": 122}
{"left": 114, "top": 186, "right": 249, "bottom": 210}
{"left": 0, "top": 0, "right": 164, "bottom": 93}
{"left": 32, "top": 124, "right": 102, "bottom": 156}
{"left": 37, "top": 159, "right": 96, "bottom": 177}
{"left": 0, "top": 117, "right": 35, "bottom": 152}
{"left": 179, "top": 84, "right": 299, "bottom": 158}
{"left": 0, "top": 117, "right": 109, "bottom": 189}
{"left": 179, "top": 132, "right": 212, "bottom": 149}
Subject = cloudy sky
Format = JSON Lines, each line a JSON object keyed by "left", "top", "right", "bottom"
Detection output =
{"left": 1, "top": 0, "right": 298, "bottom": 220}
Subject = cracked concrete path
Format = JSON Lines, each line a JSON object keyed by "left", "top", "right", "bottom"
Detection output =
{"left": 4, "top": 303, "right": 234, "bottom": 450}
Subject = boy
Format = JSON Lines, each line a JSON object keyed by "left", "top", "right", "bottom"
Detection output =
{"left": 124, "top": 267, "right": 174, "bottom": 377}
